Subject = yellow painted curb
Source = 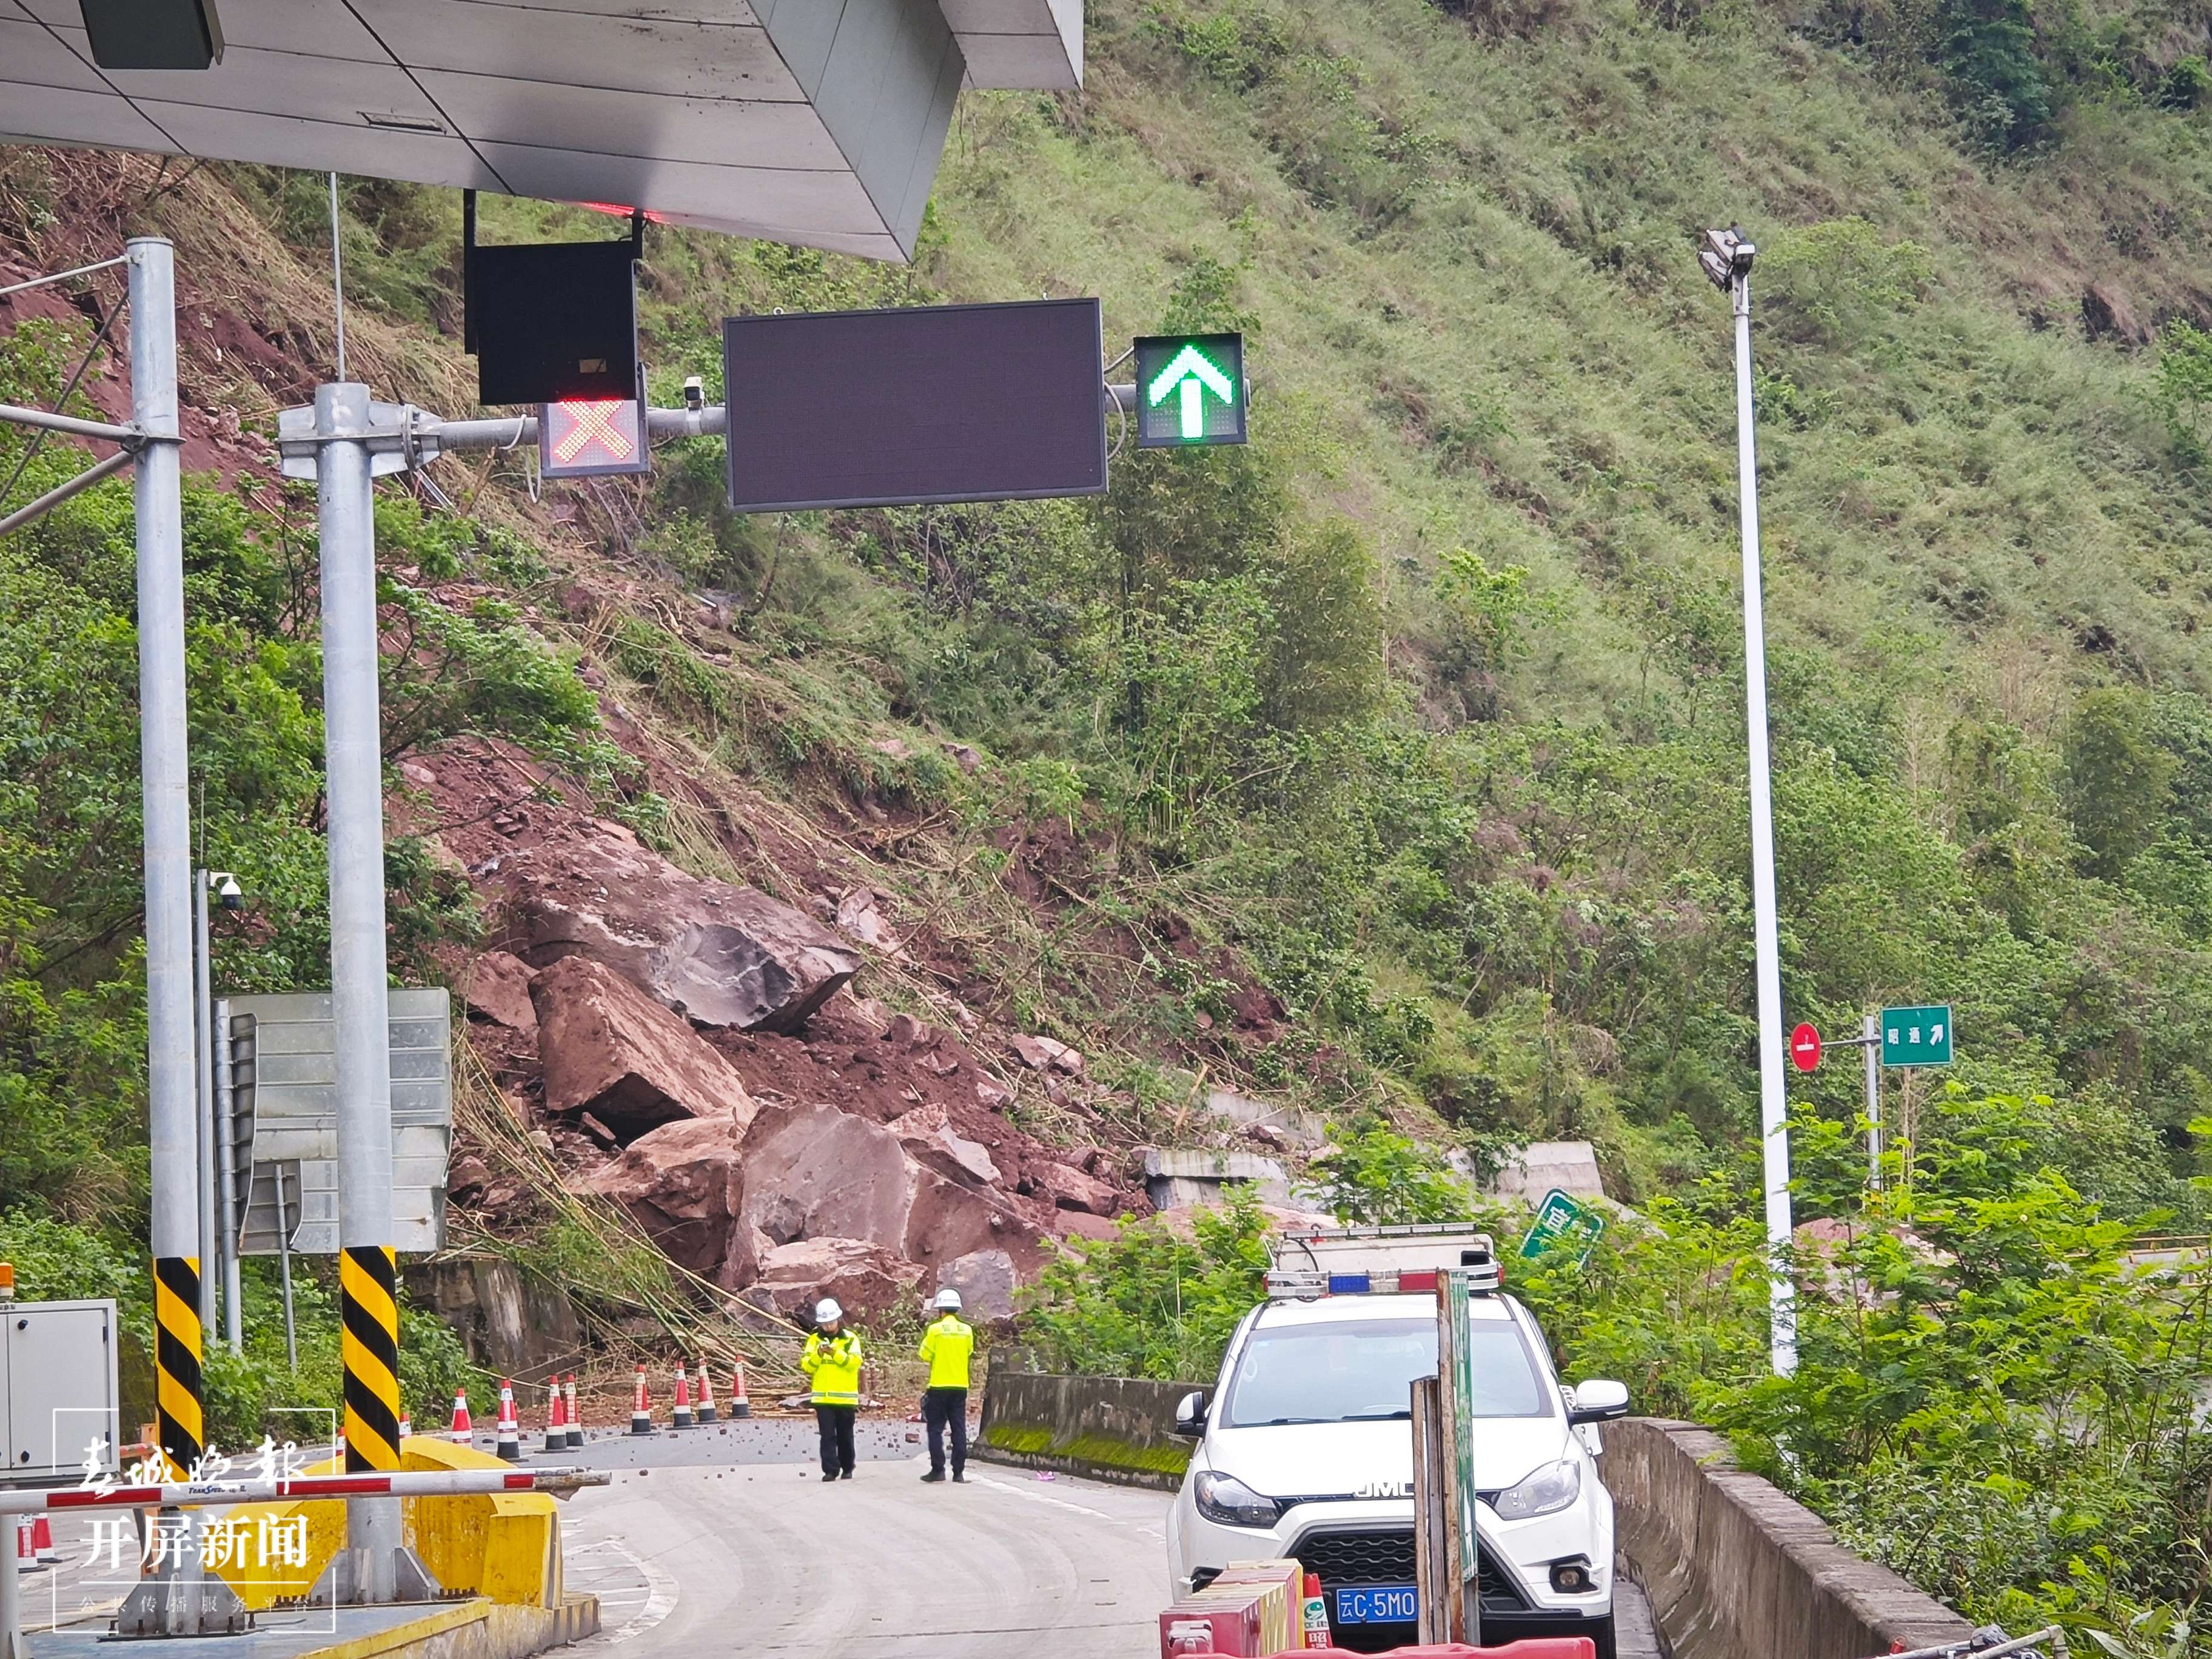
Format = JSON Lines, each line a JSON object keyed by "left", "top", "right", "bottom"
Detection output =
{"left": 294, "top": 1600, "right": 488, "bottom": 1659}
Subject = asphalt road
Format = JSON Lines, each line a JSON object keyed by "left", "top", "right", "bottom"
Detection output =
{"left": 558, "top": 1420, "right": 1167, "bottom": 1659}
{"left": 551, "top": 1416, "right": 1659, "bottom": 1659}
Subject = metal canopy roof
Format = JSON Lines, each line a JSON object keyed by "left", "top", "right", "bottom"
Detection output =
{"left": 0, "top": 0, "right": 1081, "bottom": 260}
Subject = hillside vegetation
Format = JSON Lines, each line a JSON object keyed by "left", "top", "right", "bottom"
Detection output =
{"left": 5, "top": 0, "right": 2212, "bottom": 1638}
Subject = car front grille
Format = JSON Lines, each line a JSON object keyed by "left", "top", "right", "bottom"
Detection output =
{"left": 1289, "top": 1525, "right": 1532, "bottom": 1629}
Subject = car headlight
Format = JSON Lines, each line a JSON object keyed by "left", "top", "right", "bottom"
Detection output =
{"left": 1193, "top": 1470, "right": 1282, "bottom": 1528}
{"left": 1492, "top": 1457, "right": 1581, "bottom": 1521}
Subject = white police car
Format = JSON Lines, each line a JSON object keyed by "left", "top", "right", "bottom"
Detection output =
{"left": 1165, "top": 1227, "right": 1629, "bottom": 1657}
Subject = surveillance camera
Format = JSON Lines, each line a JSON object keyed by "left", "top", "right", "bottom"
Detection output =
{"left": 215, "top": 873, "right": 243, "bottom": 911}
{"left": 682, "top": 375, "right": 704, "bottom": 412}
{"left": 1699, "top": 227, "right": 1757, "bottom": 288}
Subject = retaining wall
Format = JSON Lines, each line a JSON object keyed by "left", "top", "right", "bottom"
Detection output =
{"left": 1600, "top": 1418, "right": 1974, "bottom": 1659}
{"left": 975, "top": 1370, "right": 1201, "bottom": 1489}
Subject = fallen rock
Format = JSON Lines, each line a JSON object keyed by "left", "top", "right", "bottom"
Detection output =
{"left": 744, "top": 1237, "right": 925, "bottom": 1324}
{"left": 1033, "top": 1161, "right": 1121, "bottom": 1217}
{"left": 736, "top": 1099, "right": 1051, "bottom": 1278}
{"left": 890, "top": 1104, "right": 1000, "bottom": 1187}
{"left": 532, "top": 956, "right": 759, "bottom": 1139}
{"left": 461, "top": 950, "right": 538, "bottom": 1032}
{"left": 578, "top": 1116, "right": 749, "bottom": 1282}
{"left": 937, "top": 1248, "right": 1017, "bottom": 1323}
{"left": 1011, "top": 1034, "right": 1084, "bottom": 1076}
{"left": 447, "top": 1152, "right": 491, "bottom": 1201}
{"left": 489, "top": 817, "right": 860, "bottom": 1033}
{"left": 882, "top": 1011, "right": 929, "bottom": 1049}
{"left": 836, "top": 887, "right": 907, "bottom": 957}
{"left": 940, "top": 742, "right": 982, "bottom": 774}
{"left": 975, "top": 1074, "right": 1015, "bottom": 1110}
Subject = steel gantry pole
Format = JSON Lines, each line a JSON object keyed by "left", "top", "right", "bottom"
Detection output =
{"left": 129, "top": 237, "right": 207, "bottom": 1476}
{"left": 1698, "top": 228, "right": 1794, "bottom": 1375}
{"left": 314, "top": 382, "right": 407, "bottom": 1600}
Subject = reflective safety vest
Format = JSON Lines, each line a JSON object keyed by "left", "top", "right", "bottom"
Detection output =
{"left": 917, "top": 1315, "right": 974, "bottom": 1390}
{"left": 802, "top": 1329, "right": 863, "bottom": 1406}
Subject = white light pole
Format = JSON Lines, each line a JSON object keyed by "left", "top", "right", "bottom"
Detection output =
{"left": 1699, "top": 226, "right": 1796, "bottom": 1376}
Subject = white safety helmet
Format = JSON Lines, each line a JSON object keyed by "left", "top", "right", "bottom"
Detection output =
{"left": 814, "top": 1298, "right": 843, "bottom": 1325}
{"left": 933, "top": 1289, "right": 963, "bottom": 1312}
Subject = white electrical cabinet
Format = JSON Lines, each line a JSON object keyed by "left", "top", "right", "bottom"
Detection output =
{"left": 0, "top": 1299, "right": 120, "bottom": 1482}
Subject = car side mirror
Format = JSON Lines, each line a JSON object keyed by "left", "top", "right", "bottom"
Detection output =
{"left": 1567, "top": 1379, "right": 1629, "bottom": 1425}
{"left": 1174, "top": 1390, "right": 1209, "bottom": 1438}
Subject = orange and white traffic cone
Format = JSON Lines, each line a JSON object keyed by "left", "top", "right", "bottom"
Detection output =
{"left": 564, "top": 1375, "right": 581, "bottom": 1449}
{"left": 695, "top": 1361, "right": 717, "bottom": 1426}
{"left": 13, "top": 1520, "right": 30, "bottom": 1574}
{"left": 32, "top": 1516, "right": 55, "bottom": 1566}
{"left": 671, "top": 1362, "right": 694, "bottom": 1430}
{"left": 542, "top": 1376, "right": 565, "bottom": 1456}
{"left": 729, "top": 1361, "right": 751, "bottom": 1419}
{"left": 630, "top": 1364, "right": 653, "bottom": 1436}
{"left": 398, "top": 1409, "right": 412, "bottom": 1444}
{"left": 495, "top": 1378, "right": 521, "bottom": 1463}
{"left": 449, "top": 1388, "right": 474, "bottom": 1443}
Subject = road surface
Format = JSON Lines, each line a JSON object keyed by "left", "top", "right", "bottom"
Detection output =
{"left": 558, "top": 1420, "right": 1167, "bottom": 1658}
{"left": 551, "top": 1417, "right": 1660, "bottom": 1659}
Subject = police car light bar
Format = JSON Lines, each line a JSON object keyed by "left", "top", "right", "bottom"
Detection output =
{"left": 1265, "top": 1227, "right": 1502, "bottom": 1301}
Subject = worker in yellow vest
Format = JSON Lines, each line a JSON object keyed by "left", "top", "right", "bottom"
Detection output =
{"left": 916, "top": 1287, "right": 975, "bottom": 1484}
{"left": 802, "top": 1298, "right": 863, "bottom": 1482}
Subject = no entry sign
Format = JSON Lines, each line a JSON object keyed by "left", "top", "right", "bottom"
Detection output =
{"left": 1789, "top": 1022, "right": 1822, "bottom": 1072}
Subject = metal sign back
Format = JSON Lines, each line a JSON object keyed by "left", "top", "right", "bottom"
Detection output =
{"left": 226, "top": 989, "right": 452, "bottom": 1255}
{"left": 722, "top": 298, "right": 1109, "bottom": 511}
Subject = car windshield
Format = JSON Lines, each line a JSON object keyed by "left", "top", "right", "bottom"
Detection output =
{"left": 1221, "top": 1315, "right": 1552, "bottom": 1427}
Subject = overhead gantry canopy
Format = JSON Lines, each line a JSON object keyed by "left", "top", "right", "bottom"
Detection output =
{"left": 0, "top": 0, "right": 1080, "bottom": 259}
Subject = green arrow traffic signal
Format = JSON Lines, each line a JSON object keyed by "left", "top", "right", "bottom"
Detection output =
{"left": 1131, "top": 332, "right": 1247, "bottom": 448}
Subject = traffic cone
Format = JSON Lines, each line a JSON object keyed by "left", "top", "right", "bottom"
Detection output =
{"left": 729, "top": 1361, "right": 751, "bottom": 1419}
{"left": 495, "top": 1379, "right": 521, "bottom": 1462}
{"left": 32, "top": 1517, "right": 54, "bottom": 1566}
{"left": 449, "top": 1388, "right": 474, "bottom": 1443}
{"left": 671, "top": 1362, "right": 694, "bottom": 1430}
{"left": 13, "top": 1520, "right": 29, "bottom": 1574}
{"left": 695, "top": 1361, "right": 717, "bottom": 1425}
{"left": 563, "top": 1375, "right": 581, "bottom": 1449}
{"left": 629, "top": 1364, "right": 653, "bottom": 1436}
{"left": 542, "top": 1376, "right": 565, "bottom": 1456}
{"left": 399, "top": 1409, "right": 412, "bottom": 1444}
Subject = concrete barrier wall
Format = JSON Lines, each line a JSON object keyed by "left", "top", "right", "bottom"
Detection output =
{"left": 976, "top": 1370, "right": 1201, "bottom": 1490}
{"left": 1601, "top": 1418, "right": 1974, "bottom": 1659}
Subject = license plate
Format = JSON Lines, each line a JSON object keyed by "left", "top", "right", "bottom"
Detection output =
{"left": 1333, "top": 1584, "right": 1418, "bottom": 1624}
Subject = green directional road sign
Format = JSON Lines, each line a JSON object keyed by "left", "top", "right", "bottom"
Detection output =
{"left": 1133, "top": 332, "right": 1247, "bottom": 448}
{"left": 1881, "top": 1004, "right": 1954, "bottom": 1068}
{"left": 1519, "top": 1188, "right": 1606, "bottom": 1264}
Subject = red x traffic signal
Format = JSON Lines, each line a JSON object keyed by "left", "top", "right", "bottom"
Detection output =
{"left": 540, "top": 398, "right": 649, "bottom": 478}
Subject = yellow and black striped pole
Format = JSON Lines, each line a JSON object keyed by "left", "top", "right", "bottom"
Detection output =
{"left": 340, "top": 1245, "right": 401, "bottom": 1472}
{"left": 152, "top": 1256, "right": 203, "bottom": 1478}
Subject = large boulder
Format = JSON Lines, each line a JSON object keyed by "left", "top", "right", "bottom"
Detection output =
{"left": 937, "top": 1248, "right": 1018, "bottom": 1324}
{"left": 888, "top": 1103, "right": 1000, "bottom": 1187}
{"left": 488, "top": 817, "right": 860, "bottom": 1033}
{"left": 1032, "top": 1161, "right": 1121, "bottom": 1217}
{"left": 577, "top": 1116, "right": 750, "bottom": 1283}
{"left": 734, "top": 1099, "right": 1054, "bottom": 1281}
{"left": 532, "top": 955, "right": 759, "bottom": 1139}
{"left": 743, "top": 1238, "right": 926, "bottom": 1325}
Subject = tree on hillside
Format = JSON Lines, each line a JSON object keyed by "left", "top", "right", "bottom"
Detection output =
{"left": 2062, "top": 688, "right": 2177, "bottom": 881}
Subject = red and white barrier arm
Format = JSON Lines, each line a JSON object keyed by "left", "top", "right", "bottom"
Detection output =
{"left": 11, "top": 1466, "right": 609, "bottom": 1517}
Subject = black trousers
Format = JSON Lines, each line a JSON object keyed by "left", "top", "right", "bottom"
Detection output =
{"left": 815, "top": 1404, "right": 856, "bottom": 1476}
{"left": 922, "top": 1387, "right": 968, "bottom": 1475}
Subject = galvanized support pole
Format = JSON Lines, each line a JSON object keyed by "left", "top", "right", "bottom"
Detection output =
{"left": 1863, "top": 1011, "right": 1882, "bottom": 1192}
{"left": 313, "top": 382, "right": 407, "bottom": 1600}
{"left": 275, "top": 1159, "right": 298, "bottom": 1372}
{"left": 130, "top": 236, "right": 204, "bottom": 1483}
{"left": 0, "top": 1508, "right": 22, "bottom": 1659}
{"left": 193, "top": 870, "right": 217, "bottom": 1338}
{"left": 213, "top": 996, "right": 243, "bottom": 1353}
{"left": 1731, "top": 270, "right": 1796, "bottom": 1377}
